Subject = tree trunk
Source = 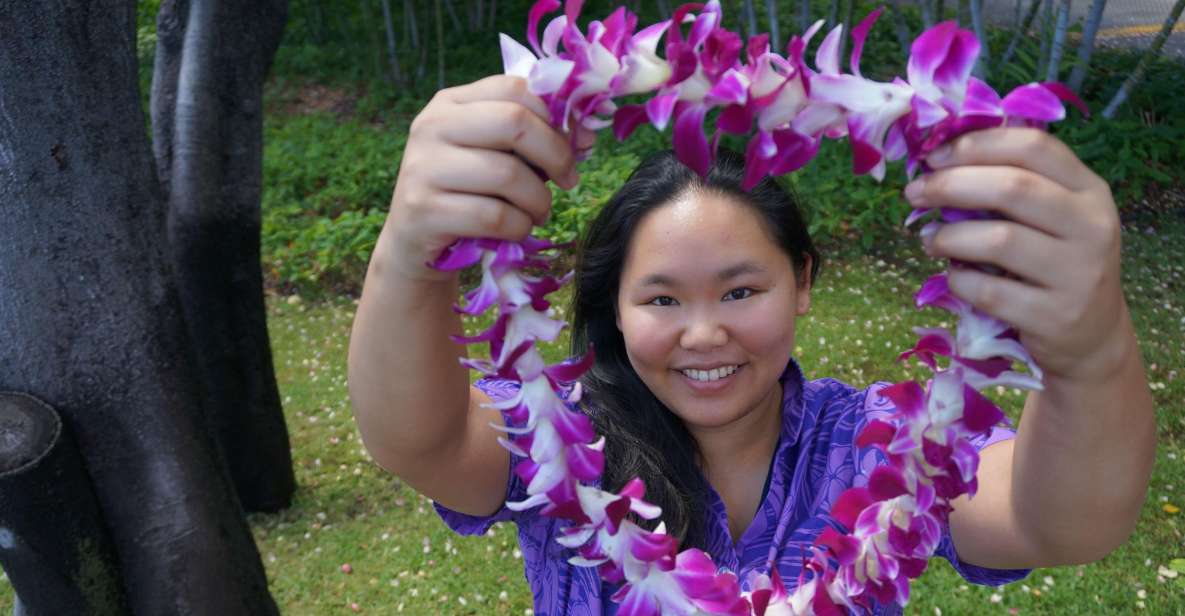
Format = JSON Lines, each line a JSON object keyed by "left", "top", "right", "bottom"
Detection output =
{"left": 0, "top": 394, "right": 128, "bottom": 616}
{"left": 381, "top": 0, "right": 405, "bottom": 86}
{"left": 442, "top": 0, "right": 462, "bottom": 33}
{"left": 0, "top": 1, "right": 280, "bottom": 613}
{"left": 1046, "top": 0, "right": 1071, "bottom": 82}
{"left": 889, "top": 0, "right": 913, "bottom": 54}
{"left": 657, "top": 0, "right": 671, "bottom": 20}
{"left": 921, "top": 0, "right": 936, "bottom": 28}
{"left": 1037, "top": 0, "right": 1053, "bottom": 79}
{"left": 766, "top": 0, "right": 781, "bottom": 52}
{"left": 742, "top": 0, "right": 759, "bottom": 40}
{"left": 435, "top": 0, "right": 446, "bottom": 90}
{"left": 970, "top": 0, "right": 988, "bottom": 78}
{"left": 152, "top": 0, "right": 295, "bottom": 515}
{"left": 1068, "top": 0, "right": 1108, "bottom": 92}
{"left": 828, "top": 0, "right": 841, "bottom": 27}
{"left": 1000, "top": 0, "right": 1043, "bottom": 69}
{"left": 800, "top": 0, "right": 811, "bottom": 32}
{"left": 1102, "top": 0, "right": 1185, "bottom": 118}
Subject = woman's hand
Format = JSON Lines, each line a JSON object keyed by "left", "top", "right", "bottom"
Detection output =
{"left": 904, "top": 127, "right": 1129, "bottom": 383}
{"left": 384, "top": 75, "right": 594, "bottom": 282}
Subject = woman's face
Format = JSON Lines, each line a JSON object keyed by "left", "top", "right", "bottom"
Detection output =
{"left": 616, "top": 190, "right": 811, "bottom": 432}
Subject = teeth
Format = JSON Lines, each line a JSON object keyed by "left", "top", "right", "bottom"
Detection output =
{"left": 680, "top": 365, "right": 738, "bottom": 382}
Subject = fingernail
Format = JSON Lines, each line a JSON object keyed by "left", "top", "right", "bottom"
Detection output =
{"left": 928, "top": 144, "right": 952, "bottom": 164}
{"left": 564, "top": 168, "right": 580, "bottom": 187}
{"left": 904, "top": 177, "right": 925, "bottom": 203}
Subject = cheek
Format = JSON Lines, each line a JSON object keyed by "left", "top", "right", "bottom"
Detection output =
{"left": 618, "top": 307, "right": 676, "bottom": 368}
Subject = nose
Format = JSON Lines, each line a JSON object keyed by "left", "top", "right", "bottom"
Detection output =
{"left": 679, "top": 310, "right": 728, "bottom": 352}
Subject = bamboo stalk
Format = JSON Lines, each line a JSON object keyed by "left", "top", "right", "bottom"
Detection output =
{"left": 1102, "top": 0, "right": 1185, "bottom": 118}
{"left": 1000, "top": 0, "right": 1042, "bottom": 69}
{"left": 1046, "top": 0, "right": 1071, "bottom": 82}
{"left": 1067, "top": 0, "right": 1108, "bottom": 92}
{"left": 970, "top": 0, "right": 988, "bottom": 77}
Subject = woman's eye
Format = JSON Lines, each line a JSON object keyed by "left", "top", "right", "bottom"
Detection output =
{"left": 723, "top": 288, "right": 754, "bottom": 301}
{"left": 647, "top": 296, "right": 678, "bottom": 307}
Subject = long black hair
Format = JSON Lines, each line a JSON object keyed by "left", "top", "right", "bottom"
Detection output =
{"left": 571, "top": 149, "right": 821, "bottom": 550}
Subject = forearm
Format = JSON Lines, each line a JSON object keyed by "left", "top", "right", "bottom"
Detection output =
{"left": 1011, "top": 305, "right": 1156, "bottom": 563}
{"left": 347, "top": 224, "right": 471, "bottom": 472}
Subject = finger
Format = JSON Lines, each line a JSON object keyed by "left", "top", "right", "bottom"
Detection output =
{"left": 906, "top": 165, "right": 1075, "bottom": 238}
{"left": 947, "top": 266, "right": 1053, "bottom": 334}
{"left": 925, "top": 127, "right": 1100, "bottom": 193}
{"left": 428, "top": 148, "right": 553, "bottom": 225}
{"left": 438, "top": 101, "right": 578, "bottom": 188}
{"left": 426, "top": 192, "right": 534, "bottom": 243}
{"left": 927, "top": 220, "right": 1063, "bottom": 288}
{"left": 445, "top": 75, "right": 552, "bottom": 124}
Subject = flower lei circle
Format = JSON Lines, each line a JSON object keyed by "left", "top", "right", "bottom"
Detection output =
{"left": 431, "top": 2, "right": 1086, "bottom": 613}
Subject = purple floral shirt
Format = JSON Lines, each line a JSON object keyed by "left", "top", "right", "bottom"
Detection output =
{"left": 436, "top": 360, "right": 1031, "bottom": 614}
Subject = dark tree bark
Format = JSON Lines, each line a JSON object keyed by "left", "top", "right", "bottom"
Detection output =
{"left": 435, "top": 0, "right": 446, "bottom": 90}
{"left": 0, "top": 1, "right": 280, "bottom": 613}
{"left": 889, "top": 0, "right": 914, "bottom": 54}
{"left": 0, "top": 394, "right": 128, "bottom": 616}
{"left": 151, "top": 0, "right": 295, "bottom": 514}
{"left": 381, "top": 0, "right": 406, "bottom": 87}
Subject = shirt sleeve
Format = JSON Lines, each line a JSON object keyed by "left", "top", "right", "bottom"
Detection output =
{"left": 860, "top": 383, "right": 1032, "bottom": 586}
{"left": 432, "top": 378, "right": 531, "bottom": 536}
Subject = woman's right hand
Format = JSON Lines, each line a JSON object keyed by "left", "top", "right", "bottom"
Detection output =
{"left": 384, "top": 75, "right": 591, "bottom": 282}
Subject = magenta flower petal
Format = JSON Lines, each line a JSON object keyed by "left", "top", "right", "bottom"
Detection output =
{"left": 856, "top": 419, "right": 897, "bottom": 448}
{"left": 868, "top": 465, "right": 910, "bottom": 500}
{"left": 645, "top": 91, "right": 679, "bottom": 131}
{"left": 527, "top": 0, "right": 561, "bottom": 57}
{"left": 1040, "top": 81, "right": 1089, "bottom": 117}
{"left": 831, "top": 487, "right": 873, "bottom": 528}
{"left": 673, "top": 103, "right": 711, "bottom": 176}
{"left": 962, "top": 77, "right": 1003, "bottom": 116}
{"left": 959, "top": 383, "right": 1004, "bottom": 432}
{"left": 613, "top": 104, "right": 649, "bottom": 141}
{"left": 1001, "top": 83, "right": 1065, "bottom": 123}
{"left": 705, "top": 68, "right": 749, "bottom": 106}
{"left": 718, "top": 103, "right": 753, "bottom": 135}
{"left": 848, "top": 7, "right": 885, "bottom": 77}
{"left": 878, "top": 381, "right": 926, "bottom": 419}
{"left": 614, "top": 584, "right": 660, "bottom": 616}
{"left": 815, "top": 24, "right": 844, "bottom": 75}
{"left": 566, "top": 442, "right": 605, "bottom": 481}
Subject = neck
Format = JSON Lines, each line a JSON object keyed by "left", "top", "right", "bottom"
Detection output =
{"left": 689, "top": 381, "right": 784, "bottom": 480}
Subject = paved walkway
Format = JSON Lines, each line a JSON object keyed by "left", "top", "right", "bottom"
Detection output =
{"left": 982, "top": 0, "right": 1185, "bottom": 58}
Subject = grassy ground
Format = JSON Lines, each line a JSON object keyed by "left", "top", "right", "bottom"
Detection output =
{"left": 250, "top": 216, "right": 1185, "bottom": 613}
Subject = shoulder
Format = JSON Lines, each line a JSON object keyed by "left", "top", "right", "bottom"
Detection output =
{"left": 800, "top": 376, "right": 890, "bottom": 425}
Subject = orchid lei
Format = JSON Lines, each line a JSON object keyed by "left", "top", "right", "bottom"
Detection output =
{"left": 431, "top": 2, "right": 1086, "bottom": 614}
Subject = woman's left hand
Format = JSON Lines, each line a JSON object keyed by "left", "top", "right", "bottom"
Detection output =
{"left": 903, "top": 127, "right": 1129, "bottom": 383}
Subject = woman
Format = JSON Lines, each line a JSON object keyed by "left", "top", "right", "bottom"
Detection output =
{"left": 348, "top": 75, "right": 1156, "bottom": 614}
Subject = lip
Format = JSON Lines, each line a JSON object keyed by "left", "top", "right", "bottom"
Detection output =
{"left": 675, "top": 364, "right": 743, "bottom": 394}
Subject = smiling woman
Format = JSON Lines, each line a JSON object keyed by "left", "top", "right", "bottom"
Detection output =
{"left": 574, "top": 150, "right": 817, "bottom": 549}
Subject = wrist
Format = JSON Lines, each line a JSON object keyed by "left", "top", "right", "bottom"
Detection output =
{"left": 1044, "top": 302, "right": 1144, "bottom": 388}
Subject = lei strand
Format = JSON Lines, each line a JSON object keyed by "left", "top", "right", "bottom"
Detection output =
{"left": 430, "top": 2, "right": 1086, "bottom": 614}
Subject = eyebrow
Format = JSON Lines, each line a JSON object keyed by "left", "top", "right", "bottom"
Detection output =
{"left": 638, "top": 261, "right": 768, "bottom": 287}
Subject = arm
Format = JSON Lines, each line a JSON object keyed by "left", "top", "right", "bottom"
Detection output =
{"left": 908, "top": 128, "right": 1156, "bottom": 569}
{"left": 348, "top": 75, "right": 584, "bottom": 516}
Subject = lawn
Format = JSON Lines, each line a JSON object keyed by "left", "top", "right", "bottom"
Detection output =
{"left": 250, "top": 213, "right": 1185, "bottom": 614}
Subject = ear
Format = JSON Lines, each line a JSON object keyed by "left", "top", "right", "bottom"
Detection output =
{"left": 795, "top": 255, "right": 813, "bottom": 316}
